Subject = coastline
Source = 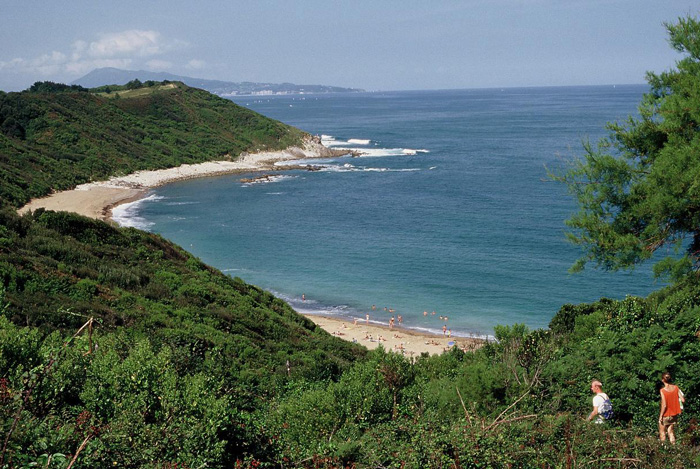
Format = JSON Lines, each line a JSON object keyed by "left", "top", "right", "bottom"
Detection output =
{"left": 18, "top": 138, "right": 341, "bottom": 222}
{"left": 17, "top": 139, "right": 483, "bottom": 356}
{"left": 303, "top": 314, "right": 484, "bottom": 356}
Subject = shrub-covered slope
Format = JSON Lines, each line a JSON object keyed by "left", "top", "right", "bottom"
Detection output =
{"left": 0, "top": 206, "right": 366, "bottom": 467}
{"left": 0, "top": 81, "right": 307, "bottom": 207}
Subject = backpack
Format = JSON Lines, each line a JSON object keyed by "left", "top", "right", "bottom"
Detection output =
{"left": 598, "top": 397, "right": 614, "bottom": 420}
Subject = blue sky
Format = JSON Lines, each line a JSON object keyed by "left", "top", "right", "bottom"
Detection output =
{"left": 0, "top": 1, "right": 697, "bottom": 92}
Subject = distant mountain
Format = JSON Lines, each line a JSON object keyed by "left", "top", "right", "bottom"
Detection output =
{"left": 72, "top": 67, "right": 364, "bottom": 96}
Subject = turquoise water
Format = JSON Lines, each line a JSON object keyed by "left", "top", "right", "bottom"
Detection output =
{"left": 114, "top": 86, "right": 662, "bottom": 337}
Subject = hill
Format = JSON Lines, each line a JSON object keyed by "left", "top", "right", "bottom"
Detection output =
{"left": 0, "top": 80, "right": 309, "bottom": 208}
{"left": 2, "top": 13, "right": 700, "bottom": 464}
{"left": 0, "top": 80, "right": 366, "bottom": 466}
{"left": 0, "top": 205, "right": 366, "bottom": 467}
{"left": 72, "top": 67, "right": 365, "bottom": 96}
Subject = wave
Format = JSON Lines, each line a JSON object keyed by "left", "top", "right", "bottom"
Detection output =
{"left": 240, "top": 174, "right": 296, "bottom": 185}
{"left": 318, "top": 164, "right": 421, "bottom": 173}
{"left": 164, "top": 200, "right": 200, "bottom": 206}
{"left": 274, "top": 157, "right": 338, "bottom": 167}
{"left": 321, "top": 134, "right": 428, "bottom": 157}
{"left": 111, "top": 193, "right": 164, "bottom": 229}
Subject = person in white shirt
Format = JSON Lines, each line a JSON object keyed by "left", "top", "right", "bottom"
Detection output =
{"left": 587, "top": 379, "right": 611, "bottom": 423}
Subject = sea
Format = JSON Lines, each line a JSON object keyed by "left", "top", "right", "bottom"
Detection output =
{"left": 113, "top": 85, "right": 663, "bottom": 338}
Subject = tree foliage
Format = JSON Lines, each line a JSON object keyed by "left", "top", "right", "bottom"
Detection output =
{"left": 554, "top": 15, "right": 700, "bottom": 280}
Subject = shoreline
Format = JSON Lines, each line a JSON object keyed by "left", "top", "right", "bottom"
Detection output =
{"left": 17, "top": 140, "right": 484, "bottom": 355}
{"left": 18, "top": 138, "right": 342, "bottom": 222}
{"left": 303, "top": 314, "right": 484, "bottom": 356}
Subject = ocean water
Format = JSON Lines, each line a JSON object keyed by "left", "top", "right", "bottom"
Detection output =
{"left": 114, "top": 85, "right": 662, "bottom": 337}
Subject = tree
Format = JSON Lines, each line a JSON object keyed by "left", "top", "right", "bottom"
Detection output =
{"left": 554, "top": 15, "right": 700, "bottom": 280}
{"left": 125, "top": 79, "right": 143, "bottom": 90}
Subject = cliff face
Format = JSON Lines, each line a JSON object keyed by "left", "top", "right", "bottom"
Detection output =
{"left": 0, "top": 82, "right": 308, "bottom": 207}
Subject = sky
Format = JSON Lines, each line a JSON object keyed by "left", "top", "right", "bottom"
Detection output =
{"left": 0, "top": 1, "right": 698, "bottom": 92}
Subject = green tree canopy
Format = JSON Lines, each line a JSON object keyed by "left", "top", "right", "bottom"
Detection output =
{"left": 555, "top": 15, "right": 700, "bottom": 280}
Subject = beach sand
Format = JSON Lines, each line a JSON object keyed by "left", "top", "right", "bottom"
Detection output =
{"left": 304, "top": 314, "right": 484, "bottom": 357}
{"left": 18, "top": 140, "right": 338, "bottom": 222}
{"left": 17, "top": 140, "right": 484, "bottom": 356}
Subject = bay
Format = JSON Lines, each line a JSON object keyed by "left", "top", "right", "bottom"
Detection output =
{"left": 116, "top": 85, "right": 661, "bottom": 337}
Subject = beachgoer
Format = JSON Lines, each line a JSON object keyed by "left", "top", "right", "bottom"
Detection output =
{"left": 659, "top": 371, "right": 685, "bottom": 444}
{"left": 302, "top": 293, "right": 306, "bottom": 301}
{"left": 442, "top": 325, "right": 447, "bottom": 336}
{"left": 398, "top": 314, "right": 402, "bottom": 324}
{"left": 587, "top": 380, "right": 612, "bottom": 423}
{"left": 366, "top": 313, "right": 369, "bottom": 325}
{"left": 390, "top": 317, "right": 395, "bottom": 329}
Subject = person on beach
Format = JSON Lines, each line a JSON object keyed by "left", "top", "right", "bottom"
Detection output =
{"left": 587, "top": 380, "right": 613, "bottom": 423}
{"left": 659, "top": 371, "right": 684, "bottom": 444}
{"left": 366, "top": 313, "right": 369, "bottom": 325}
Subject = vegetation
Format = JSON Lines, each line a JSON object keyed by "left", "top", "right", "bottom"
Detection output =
{"left": 553, "top": 16, "right": 700, "bottom": 280}
{"left": 1, "top": 16, "right": 700, "bottom": 468}
{"left": 1, "top": 208, "right": 699, "bottom": 467}
{"left": 0, "top": 80, "right": 307, "bottom": 208}
{"left": 0, "top": 206, "right": 365, "bottom": 468}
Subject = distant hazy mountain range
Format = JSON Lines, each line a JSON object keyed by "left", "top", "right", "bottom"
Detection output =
{"left": 72, "top": 67, "right": 364, "bottom": 96}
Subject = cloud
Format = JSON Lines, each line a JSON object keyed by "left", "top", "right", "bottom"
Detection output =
{"left": 1, "top": 29, "right": 190, "bottom": 84}
{"left": 186, "top": 59, "right": 206, "bottom": 70}
{"left": 84, "top": 30, "right": 165, "bottom": 58}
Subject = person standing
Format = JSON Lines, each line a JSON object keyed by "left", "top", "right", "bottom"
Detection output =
{"left": 659, "top": 371, "right": 684, "bottom": 444}
{"left": 587, "top": 380, "right": 613, "bottom": 423}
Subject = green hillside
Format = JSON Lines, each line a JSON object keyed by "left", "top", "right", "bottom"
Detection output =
{"left": 0, "top": 80, "right": 307, "bottom": 208}
{"left": 2, "top": 16, "right": 700, "bottom": 468}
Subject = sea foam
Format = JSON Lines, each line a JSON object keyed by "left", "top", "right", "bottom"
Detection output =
{"left": 111, "top": 194, "right": 163, "bottom": 229}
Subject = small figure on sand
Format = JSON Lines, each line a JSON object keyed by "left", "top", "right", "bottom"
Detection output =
{"left": 366, "top": 313, "right": 369, "bottom": 325}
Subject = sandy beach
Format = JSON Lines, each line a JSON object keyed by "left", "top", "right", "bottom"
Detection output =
{"left": 17, "top": 139, "right": 484, "bottom": 356}
{"left": 304, "top": 314, "right": 484, "bottom": 357}
{"left": 18, "top": 139, "right": 339, "bottom": 222}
